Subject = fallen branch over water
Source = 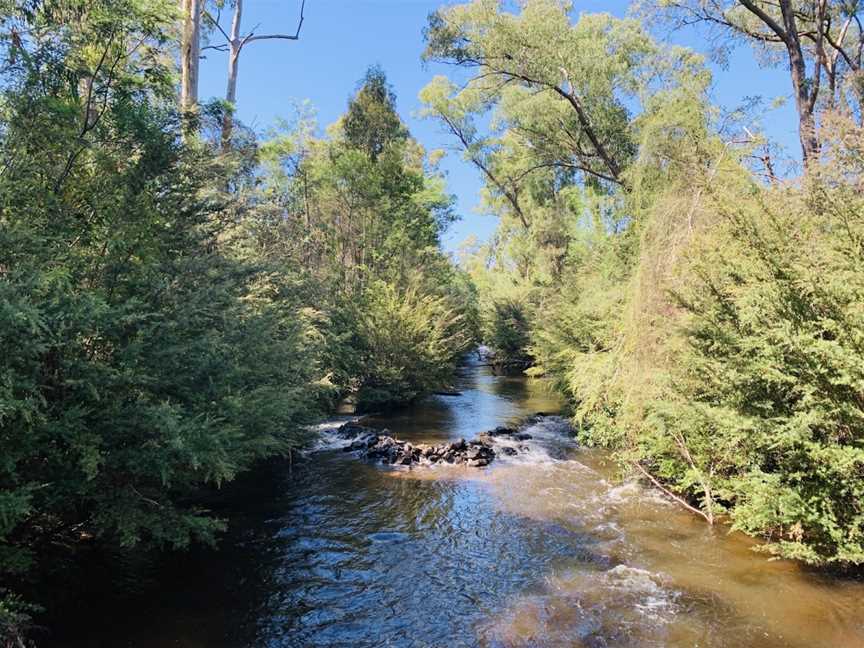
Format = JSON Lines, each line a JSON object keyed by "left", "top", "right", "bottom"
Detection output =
{"left": 631, "top": 461, "right": 714, "bottom": 525}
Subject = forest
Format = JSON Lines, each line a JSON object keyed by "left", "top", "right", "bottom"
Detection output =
{"left": 1, "top": 0, "right": 864, "bottom": 645}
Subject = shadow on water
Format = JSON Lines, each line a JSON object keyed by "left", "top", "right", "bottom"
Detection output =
{"left": 48, "top": 359, "right": 864, "bottom": 648}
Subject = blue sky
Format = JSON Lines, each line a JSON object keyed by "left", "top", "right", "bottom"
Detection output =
{"left": 198, "top": 0, "right": 800, "bottom": 252}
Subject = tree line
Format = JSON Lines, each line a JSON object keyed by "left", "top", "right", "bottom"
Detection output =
{"left": 0, "top": 1, "right": 475, "bottom": 643}
{"left": 422, "top": 0, "right": 864, "bottom": 568}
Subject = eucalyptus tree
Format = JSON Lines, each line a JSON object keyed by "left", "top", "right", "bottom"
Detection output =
{"left": 203, "top": 0, "right": 306, "bottom": 149}
{"left": 180, "top": 0, "right": 202, "bottom": 125}
{"left": 422, "top": 1, "right": 647, "bottom": 191}
{"left": 421, "top": 0, "right": 709, "bottom": 213}
{"left": 420, "top": 0, "right": 710, "bottom": 286}
{"left": 646, "top": 0, "right": 864, "bottom": 167}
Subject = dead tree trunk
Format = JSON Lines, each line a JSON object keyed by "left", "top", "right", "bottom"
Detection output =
{"left": 222, "top": 0, "right": 244, "bottom": 151}
{"left": 738, "top": 0, "right": 823, "bottom": 168}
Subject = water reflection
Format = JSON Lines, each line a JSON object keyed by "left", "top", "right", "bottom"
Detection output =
{"left": 359, "top": 363, "right": 561, "bottom": 446}
{"left": 52, "top": 360, "right": 864, "bottom": 648}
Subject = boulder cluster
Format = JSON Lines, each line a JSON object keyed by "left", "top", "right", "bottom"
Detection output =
{"left": 336, "top": 422, "right": 534, "bottom": 468}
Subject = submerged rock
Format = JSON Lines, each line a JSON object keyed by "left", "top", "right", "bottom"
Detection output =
{"left": 486, "top": 425, "right": 532, "bottom": 441}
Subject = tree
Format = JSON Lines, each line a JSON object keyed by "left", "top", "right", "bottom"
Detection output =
{"left": 420, "top": 76, "right": 533, "bottom": 229}
{"left": 422, "top": 0, "right": 655, "bottom": 188}
{"left": 732, "top": 0, "right": 823, "bottom": 163}
{"left": 203, "top": 0, "right": 306, "bottom": 149}
{"left": 343, "top": 65, "right": 408, "bottom": 160}
{"left": 252, "top": 69, "right": 473, "bottom": 406}
{"left": 639, "top": 113, "right": 864, "bottom": 563}
{"left": 0, "top": 4, "right": 476, "bottom": 644}
{"left": 180, "top": 0, "right": 202, "bottom": 123}
{"left": 421, "top": 0, "right": 709, "bottom": 289}
{"left": 0, "top": 1, "right": 326, "bottom": 639}
{"left": 647, "top": 0, "right": 864, "bottom": 166}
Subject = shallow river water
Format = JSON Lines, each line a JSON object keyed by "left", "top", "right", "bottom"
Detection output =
{"left": 56, "top": 359, "right": 864, "bottom": 647}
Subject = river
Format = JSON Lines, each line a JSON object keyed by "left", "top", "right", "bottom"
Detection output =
{"left": 53, "top": 358, "right": 864, "bottom": 647}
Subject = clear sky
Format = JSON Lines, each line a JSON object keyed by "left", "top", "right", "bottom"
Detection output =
{"left": 198, "top": 0, "right": 800, "bottom": 252}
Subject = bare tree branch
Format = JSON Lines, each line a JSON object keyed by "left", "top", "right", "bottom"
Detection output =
{"left": 632, "top": 461, "right": 715, "bottom": 524}
{"left": 435, "top": 111, "right": 530, "bottom": 229}
{"left": 244, "top": 0, "right": 306, "bottom": 45}
{"left": 739, "top": 0, "right": 791, "bottom": 44}
{"left": 202, "top": 9, "right": 231, "bottom": 43}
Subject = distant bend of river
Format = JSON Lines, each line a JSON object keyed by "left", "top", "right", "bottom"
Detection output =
{"left": 53, "top": 357, "right": 864, "bottom": 647}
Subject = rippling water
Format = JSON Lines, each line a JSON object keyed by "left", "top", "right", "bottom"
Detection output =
{"left": 55, "top": 359, "right": 864, "bottom": 647}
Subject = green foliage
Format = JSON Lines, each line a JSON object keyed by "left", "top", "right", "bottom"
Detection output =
{"left": 421, "top": 0, "right": 709, "bottom": 195}
{"left": 422, "top": 0, "right": 649, "bottom": 180}
{"left": 423, "top": 0, "right": 708, "bottom": 372}
{"left": 0, "top": 0, "right": 330, "bottom": 635}
{"left": 430, "top": 0, "right": 864, "bottom": 568}
{"left": 0, "top": 589, "right": 37, "bottom": 648}
{"left": 638, "top": 124, "right": 864, "bottom": 563}
{"left": 341, "top": 280, "right": 473, "bottom": 409}
{"left": 486, "top": 299, "right": 532, "bottom": 368}
{"left": 252, "top": 67, "right": 474, "bottom": 408}
{"left": 0, "top": 3, "right": 470, "bottom": 642}
{"left": 344, "top": 65, "right": 409, "bottom": 161}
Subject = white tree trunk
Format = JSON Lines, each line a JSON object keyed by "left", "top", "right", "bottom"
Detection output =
{"left": 180, "top": 0, "right": 202, "bottom": 120}
{"left": 222, "top": 0, "right": 243, "bottom": 149}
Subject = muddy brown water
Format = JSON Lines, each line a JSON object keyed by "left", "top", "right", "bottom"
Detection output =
{"left": 51, "top": 359, "right": 864, "bottom": 647}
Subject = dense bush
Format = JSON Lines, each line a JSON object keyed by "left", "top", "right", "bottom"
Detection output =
{"left": 344, "top": 279, "right": 473, "bottom": 409}
{"left": 0, "top": 2, "right": 328, "bottom": 638}
{"left": 639, "top": 124, "right": 864, "bottom": 563}
{"left": 511, "top": 126, "right": 864, "bottom": 565}
{"left": 253, "top": 66, "right": 477, "bottom": 410}
{"left": 485, "top": 299, "right": 533, "bottom": 368}
{"left": 427, "top": 0, "right": 864, "bottom": 567}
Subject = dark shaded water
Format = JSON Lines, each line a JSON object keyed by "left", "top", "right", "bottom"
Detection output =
{"left": 53, "top": 360, "right": 864, "bottom": 647}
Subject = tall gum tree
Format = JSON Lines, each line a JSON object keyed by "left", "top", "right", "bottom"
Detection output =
{"left": 180, "top": 0, "right": 202, "bottom": 125}
{"left": 422, "top": 0, "right": 647, "bottom": 190}
{"left": 203, "top": 0, "right": 306, "bottom": 149}
{"left": 420, "top": 0, "right": 710, "bottom": 234}
{"left": 644, "top": 0, "right": 864, "bottom": 168}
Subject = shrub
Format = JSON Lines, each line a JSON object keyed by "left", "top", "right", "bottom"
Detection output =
{"left": 640, "top": 124, "right": 864, "bottom": 563}
{"left": 486, "top": 299, "right": 533, "bottom": 369}
{"left": 348, "top": 280, "right": 473, "bottom": 409}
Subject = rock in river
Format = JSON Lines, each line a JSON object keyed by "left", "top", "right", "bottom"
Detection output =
{"left": 331, "top": 415, "right": 553, "bottom": 468}
{"left": 335, "top": 424, "right": 505, "bottom": 468}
